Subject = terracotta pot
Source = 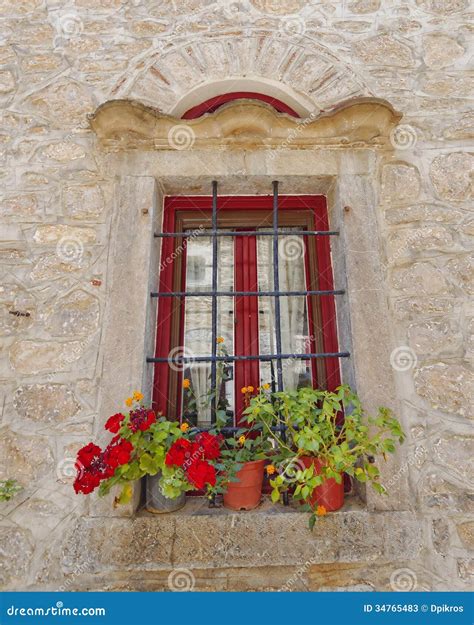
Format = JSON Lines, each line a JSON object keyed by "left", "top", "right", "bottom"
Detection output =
{"left": 300, "top": 456, "right": 344, "bottom": 511}
{"left": 223, "top": 459, "right": 265, "bottom": 511}
{"left": 145, "top": 473, "right": 186, "bottom": 514}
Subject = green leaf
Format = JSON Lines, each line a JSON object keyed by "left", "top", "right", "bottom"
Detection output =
{"left": 371, "top": 482, "right": 386, "bottom": 495}
{"left": 271, "top": 488, "right": 281, "bottom": 504}
{"left": 114, "top": 483, "right": 132, "bottom": 506}
{"left": 139, "top": 453, "right": 159, "bottom": 475}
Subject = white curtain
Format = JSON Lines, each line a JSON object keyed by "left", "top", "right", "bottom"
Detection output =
{"left": 189, "top": 362, "right": 211, "bottom": 425}
{"left": 258, "top": 232, "right": 307, "bottom": 391}
{"left": 184, "top": 235, "right": 233, "bottom": 426}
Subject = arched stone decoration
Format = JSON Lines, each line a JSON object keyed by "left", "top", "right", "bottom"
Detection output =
{"left": 89, "top": 98, "right": 401, "bottom": 151}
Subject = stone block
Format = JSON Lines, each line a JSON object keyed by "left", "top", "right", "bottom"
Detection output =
{"left": 391, "top": 262, "right": 450, "bottom": 296}
{"left": 45, "top": 290, "right": 100, "bottom": 337}
{"left": 414, "top": 363, "right": 473, "bottom": 418}
{"left": 381, "top": 162, "right": 421, "bottom": 204}
{"left": 13, "top": 384, "right": 80, "bottom": 423}
{"left": 422, "top": 33, "right": 465, "bottom": 68}
{"left": 430, "top": 153, "right": 473, "bottom": 201}
{"left": 352, "top": 35, "right": 414, "bottom": 67}
{"left": 418, "top": 472, "right": 474, "bottom": 513}
{"left": 0, "top": 525, "right": 34, "bottom": 587}
{"left": 9, "top": 340, "right": 87, "bottom": 375}
{"left": 456, "top": 522, "right": 474, "bottom": 550}
{"left": 0, "top": 428, "right": 54, "bottom": 487}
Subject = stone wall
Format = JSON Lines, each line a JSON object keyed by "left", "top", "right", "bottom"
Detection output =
{"left": 0, "top": 0, "right": 472, "bottom": 591}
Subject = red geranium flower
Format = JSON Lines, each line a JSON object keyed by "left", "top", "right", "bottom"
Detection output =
{"left": 186, "top": 459, "right": 216, "bottom": 489}
{"left": 76, "top": 442, "right": 102, "bottom": 469}
{"left": 105, "top": 413, "right": 125, "bottom": 434}
{"left": 73, "top": 470, "right": 101, "bottom": 494}
{"left": 128, "top": 408, "right": 156, "bottom": 432}
{"left": 103, "top": 436, "right": 133, "bottom": 468}
{"left": 195, "top": 432, "right": 222, "bottom": 460}
{"left": 165, "top": 438, "right": 194, "bottom": 467}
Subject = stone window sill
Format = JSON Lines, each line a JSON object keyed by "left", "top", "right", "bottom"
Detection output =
{"left": 63, "top": 494, "right": 422, "bottom": 591}
{"left": 139, "top": 494, "right": 365, "bottom": 518}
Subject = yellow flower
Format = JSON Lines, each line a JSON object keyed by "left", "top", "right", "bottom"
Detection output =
{"left": 182, "top": 378, "right": 191, "bottom": 389}
{"left": 125, "top": 397, "right": 133, "bottom": 407}
{"left": 316, "top": 505, "right": 327, "bottom": 516}
{"left": 262, "top": 383, "right": 271, "bottom": 390}
{"left": 180, "top": 422, "right": 189, "bottom": 433}
{"left": 266, "top": 464, "right": 276, "bottom": 475}
{"left": 238, "top": 435, "right": 246, "bottom": 445}
{"left": 216, "top": 336, "right": 224, "bottom": 344}
{"left": 241, "top": 386, "right": 247, "bottom": 394}
{"left": 133, "top": 390, "right": 143, "bottom": 402}
{"left": 247, "top": 385, "right": 254, "bottom": 393}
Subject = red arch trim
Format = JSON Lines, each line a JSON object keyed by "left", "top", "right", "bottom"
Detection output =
{"left": 182, "top": 92, "right": 301, "bottom": 119}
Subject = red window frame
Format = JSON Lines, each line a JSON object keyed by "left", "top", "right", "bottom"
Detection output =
{"left": 182, "top": 92, "right": 300, "bottom": 119}
{"left": 152, "top": 195, "right": 341, "bottom": 422}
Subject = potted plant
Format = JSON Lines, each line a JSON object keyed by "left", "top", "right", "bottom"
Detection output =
{"left": 244, "top": 384, "right": 405, "bottom": 528}
{"left": 73, "top": 391, "right": 219, "bottom": 512}
{"left": 212, "top": 426, "right": 270, "bottom": 511}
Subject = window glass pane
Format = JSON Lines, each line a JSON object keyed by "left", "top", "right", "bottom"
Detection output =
{"left": 256, "top": 229, "right": 313, "bottom": 391}
{"left": 182, "top": 231, "right": 234, "bottom": 427}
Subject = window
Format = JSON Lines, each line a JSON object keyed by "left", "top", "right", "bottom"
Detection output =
{"left": 150, "top": 183, "right": 347, "bottom": 428}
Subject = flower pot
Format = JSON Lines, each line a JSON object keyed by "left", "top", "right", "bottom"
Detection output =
{"left": 145, "top": 473, "right": 186, "bottom": 514}
{"left": 223, "top": 459, "right": 265, "bottom": 511}
{"left": 300, "top": 456, "right": 344, "bottom": 511}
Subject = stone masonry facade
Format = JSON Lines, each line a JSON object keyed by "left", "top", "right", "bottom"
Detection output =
{"left": 0, "top": 0, "right": 472, "bottom": 591}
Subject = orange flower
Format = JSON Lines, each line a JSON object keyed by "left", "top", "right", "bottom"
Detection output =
{"left": 180, "top": 422, "right": 190, "bottom": 433}
{"left": 182, "top": 378, "right": 191, "bottom": 389}
{"left": 241, "top": 386, "right": 247, "bottom": 394}
{"left": 216, "top": 337, "right": 224, "bottom": 344}
{"left": 125, "top": 397, "right": 133, "bottom": 407}
{"left": 247, "top": 385, "right": 254, "bottom": 393}
{"left": 316, "top": 505, "right": 327, "bottom": 516}
{"left": 133, "top": 390, "right": 143, "bottom": 402}
{"left": 266, "top": 464, "right": 276, "bottom": 475}
{"left": 262, "top": 383, "right": 270, "bottom": 390}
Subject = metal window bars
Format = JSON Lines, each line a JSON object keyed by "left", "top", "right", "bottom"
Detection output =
{"left": 147, "top": 180, "right": 350, "bottom": 422}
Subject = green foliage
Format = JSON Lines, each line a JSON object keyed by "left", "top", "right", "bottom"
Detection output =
{"left": 99, "top": 416, "right": 189, "bottom": 500}
{"left": 244, "top": 384, "right": 405, "bottom": 520}
{"left": 0, "top": 479, "right": 22, "bottom": 502}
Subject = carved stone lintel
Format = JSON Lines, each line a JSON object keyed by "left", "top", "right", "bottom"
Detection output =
{"left": 89, "top": 98, "right": 402, "bottom": 151}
